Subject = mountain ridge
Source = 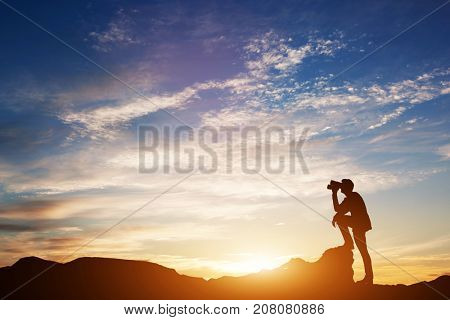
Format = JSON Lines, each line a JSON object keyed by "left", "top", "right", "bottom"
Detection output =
{"left": 1, "top": 246, "right": 448, "bottom": 299}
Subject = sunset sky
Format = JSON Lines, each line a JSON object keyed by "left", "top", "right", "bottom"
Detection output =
{"left": 0, "top": 0, "right": 449, "bottom": 284}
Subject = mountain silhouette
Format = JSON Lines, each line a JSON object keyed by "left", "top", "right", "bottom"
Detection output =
{"left": 1, "top": 247, "right": 448, "bottom": 299}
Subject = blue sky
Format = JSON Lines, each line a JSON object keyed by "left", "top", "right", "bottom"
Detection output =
{"left": 0, "top": 0, "right": 449, "bottom": 283}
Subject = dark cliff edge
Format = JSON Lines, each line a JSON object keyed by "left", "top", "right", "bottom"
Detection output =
{"left": 1, "top": 247, "right": 448, "bottom": 299}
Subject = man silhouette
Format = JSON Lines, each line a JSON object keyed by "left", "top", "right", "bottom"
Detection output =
{"left": 331, "top": 179, "right": 373, "bottom": 285}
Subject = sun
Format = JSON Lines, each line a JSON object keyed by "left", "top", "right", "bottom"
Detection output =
{"left": 218, "top": 255, "right": 284, "bottom": 276}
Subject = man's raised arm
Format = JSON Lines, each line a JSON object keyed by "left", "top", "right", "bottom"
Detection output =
{"left": 332, "top": 190, "right": 348, "bottom": 214}
{"left": 331, "top": 190, "right": 349, "bottom": 227}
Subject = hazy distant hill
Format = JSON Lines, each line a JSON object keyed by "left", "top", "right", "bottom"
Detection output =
{"left": 1, "top": 246, "right": 448, "bottom": 299}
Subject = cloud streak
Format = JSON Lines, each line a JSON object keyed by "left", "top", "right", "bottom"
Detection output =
{"left": 89, "top": 9, "right": 142, "bottom": 52}
{"left": 60, "top": 32, "right": 346, "bottom": 138}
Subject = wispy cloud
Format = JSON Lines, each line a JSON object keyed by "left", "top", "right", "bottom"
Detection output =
{"left": 244, "top": 32, "right": 337, "bottom": 77}
{"left": 59, "top": 86, "right": 198, "bottom": 139}
{"left": 200, "top": 68, "right": 449, "bottom": 132}
{"left": 60, "top": 27, "right": 450, "bottom": 141}
{"left": 0, "top": 200, "right": 68, "bottom": 220}
{"left": 89, "top": 9, "right": 141, "bottom": 52}
{"left": 368, "top": 106, "right": 406, "bottom": 130}
{"left": 436, "top": 144, "right": 450, "bottom": 160}
{"left": 61, "top": 32, "right": 346, "bottom": 138}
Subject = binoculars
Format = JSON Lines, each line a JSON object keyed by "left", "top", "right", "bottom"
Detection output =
{"left": 327, "top": 180, "right": 341, "bottom": 190}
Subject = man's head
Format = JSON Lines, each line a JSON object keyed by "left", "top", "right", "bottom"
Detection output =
{"left": 340, "top": 179, "right": 354, "bottom": 195}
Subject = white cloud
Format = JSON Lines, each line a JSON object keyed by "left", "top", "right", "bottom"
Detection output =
{"left": 244, "top": 32, "right": 344, "bottom": 77}
{"left": 366, "top": 70, "right": 450, "bottom": 105}
{"left": 200, "top": 107, "right": 273, "bottom": 127}
{"left": 60, "top": 86, "right": 198, "bottom": 139}
{"left": 61, "top": 32, "right": 346, "bottom": 139}
{"left": 436, "top": 144, "right": 450, "bottom": 160}
{"left": 441, "top": 87, "right": 450, "bottom": 95}
{"left": 405, "top": 118, "right": 417, "bottom": 125}
{"left": 63, "top": 67, "right": 446, "bottom": 139}
{"left": 368, "top": 106, "right": 406, "bottom": 130}
{"left": 199, "top": 68, "right": 448, "bottom": 133}
{"left": 293, "top": 93, "right": 367, "bottom": 109}
{"left": 89, "top": 9, "right": 141, "bottom": 52}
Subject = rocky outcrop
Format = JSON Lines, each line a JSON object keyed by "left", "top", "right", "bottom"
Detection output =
{"left": 0, "top": 247, "right": 448, "bottom": 299}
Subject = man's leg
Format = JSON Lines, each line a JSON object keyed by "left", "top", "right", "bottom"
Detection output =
{"left": 336, "top": 215, "right": 354, "bottom": 249}
{"left": 353, "top": 229, "right": 373, "bottom": 284}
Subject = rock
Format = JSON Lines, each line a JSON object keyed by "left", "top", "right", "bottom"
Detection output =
{"left": 0, "top": 248, "right": 448, "bottom": 299}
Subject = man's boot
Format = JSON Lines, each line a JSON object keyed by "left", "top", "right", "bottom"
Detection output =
{"left": 356, "top": 275, "right": 373, "bottom": 285}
